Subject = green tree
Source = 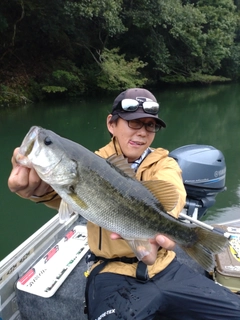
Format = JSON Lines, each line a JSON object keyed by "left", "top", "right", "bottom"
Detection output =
{"left": 96, "top": 48, "right": 148, "bottom": 90}
{"left": 0, "top": 0, "right": 240, "bottom": 104}
{"left": 196, "top": 0, "right": 237, "bottom": 72}
{"left": 118, "top": 0, "right": 238, "bottom": 83}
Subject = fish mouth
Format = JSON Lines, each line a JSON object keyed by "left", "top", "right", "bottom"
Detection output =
{"left": 16, "top": 126, "right": 65, "bottom": 181}
{"left": 20, "top": 126, "right": 40, "bottom": 155}
{"left": 16, "top": 126, "right": 41, "bottom": 167}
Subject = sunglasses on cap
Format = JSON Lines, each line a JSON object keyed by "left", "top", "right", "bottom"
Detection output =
{"left": 116, "top": 98, "right": 159, "bottom": 115}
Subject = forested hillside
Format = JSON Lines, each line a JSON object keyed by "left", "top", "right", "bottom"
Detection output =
{"left": 1, "top": 0, "right": 240, "bottom": 104}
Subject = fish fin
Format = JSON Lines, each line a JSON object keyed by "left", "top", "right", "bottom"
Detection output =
{"left": 126, "top": 239, "right": 152, "bottom": 260}
{"left": 142, "top": 180, "right": 179, "bottom": 212}
{"left": 69, "top": 193, "right": 88, "bottom": 210}
{"left": 58, "top": 200, "right": 74, "bottom": 224}
{"left": 180, "top": 227, "right": 229, "bottom": 271}
{"left": 106, "top": 154, "right": 136, "bottom": 178}
{"left": 179, "top": 244, "right": 215, "bottom": 272}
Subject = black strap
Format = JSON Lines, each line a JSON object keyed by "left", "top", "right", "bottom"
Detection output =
{"left": 136, "top": 261, "right": 149, "bottom": 283}
{"left": 96, "top": 255, "right": 139, "bottom": 264}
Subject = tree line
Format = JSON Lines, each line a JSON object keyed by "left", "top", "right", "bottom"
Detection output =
{"left": 1, "top": 0, "right": 240, "bottom": 104}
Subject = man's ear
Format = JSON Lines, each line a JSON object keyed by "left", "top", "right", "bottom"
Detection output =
{"left": 107, "top": 114, "right": 115, "bottom": 135}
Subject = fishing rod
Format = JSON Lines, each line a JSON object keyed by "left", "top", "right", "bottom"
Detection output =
{"left": 179, "top": 212, "right": 231, "bottom": 239}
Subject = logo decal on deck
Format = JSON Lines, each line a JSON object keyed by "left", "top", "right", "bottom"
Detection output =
{"left": 229, "top": 234, "right": 240, "bottom": 262}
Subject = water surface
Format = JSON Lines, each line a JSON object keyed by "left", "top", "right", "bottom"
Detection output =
{"left": 1, "top": 84, "right": 239, "bottom": 260}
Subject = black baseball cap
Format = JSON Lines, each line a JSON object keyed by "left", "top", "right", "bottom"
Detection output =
{"left": 111, "top": 88, "right": 166, "bottom": 128}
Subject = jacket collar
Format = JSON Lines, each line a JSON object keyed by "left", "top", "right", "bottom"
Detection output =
{"left": 112, "top": 137, "right": 123, "bottom": 155}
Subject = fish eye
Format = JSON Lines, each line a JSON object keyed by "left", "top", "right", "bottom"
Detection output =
{"left": 44, "top": 137, "right": 52, "bottom": 146}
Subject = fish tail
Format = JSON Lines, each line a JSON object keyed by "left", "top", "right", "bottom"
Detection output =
{"left": 180, "top": 227, "right": 229, "bottom": 271}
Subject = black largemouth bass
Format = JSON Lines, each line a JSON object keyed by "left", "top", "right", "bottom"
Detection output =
{"left": 16, "top": 126, "right": 229, "bottom": 271}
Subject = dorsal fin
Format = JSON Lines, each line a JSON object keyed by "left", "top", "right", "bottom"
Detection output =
{"left": 107, "top": 155, "right": 179, "bottom": 212}
{"left": 106, "top": 154, "right": 136, "bottom": 178}
{"left": 142, "top": 180, "right": 179, "bottom": 212}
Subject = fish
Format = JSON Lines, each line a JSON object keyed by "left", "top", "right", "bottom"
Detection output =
{"left": 16, "top": 126, "right": 229, "bottom": 271}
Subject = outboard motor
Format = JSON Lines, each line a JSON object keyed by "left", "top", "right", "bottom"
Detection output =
{"left": 169, "top": 145, "right": 226, "bottom": 220}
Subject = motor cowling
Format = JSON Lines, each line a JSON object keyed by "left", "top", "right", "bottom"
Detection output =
{"left": 169, "top": 145, "right": 226, "bottom": 220}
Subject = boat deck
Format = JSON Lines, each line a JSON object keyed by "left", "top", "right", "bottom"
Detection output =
{"left": 1, "top": 216, "right": 239, "bottom": 320}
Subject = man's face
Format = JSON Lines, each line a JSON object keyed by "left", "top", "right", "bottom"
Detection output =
{"left": 107, "top": 117, "right": 156, "bottom": 163}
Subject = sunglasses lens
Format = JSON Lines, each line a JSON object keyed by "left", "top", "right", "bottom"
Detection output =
{"left": 121, "top": 99, "right": 139, "bottom": 111}
{"left": 120, "top": 99, "right": 159, "bottom": 115}
{"left": 142, "top": 101, "right": 159, "bottom": 115}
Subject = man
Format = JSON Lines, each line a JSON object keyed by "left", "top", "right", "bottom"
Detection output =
{"left": 8, "top": 88, "right": 240, "bottom": 319}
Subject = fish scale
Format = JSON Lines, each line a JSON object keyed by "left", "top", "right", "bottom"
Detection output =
{"left": 72, "top": 166, "right": 175, "bottom": 239}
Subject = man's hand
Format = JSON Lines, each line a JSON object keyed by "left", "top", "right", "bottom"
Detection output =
{"left": 110, "top": 233, "right": 175, "bottom": 265}
{"left": 8, "top": 147, "right": 53, "bottom": 198}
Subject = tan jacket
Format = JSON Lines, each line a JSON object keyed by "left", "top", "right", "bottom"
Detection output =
{"left": 30, "top": 138, "right": 186, "bottom": 278}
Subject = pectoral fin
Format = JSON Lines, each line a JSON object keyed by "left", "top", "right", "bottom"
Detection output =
{"left": 126, "top": 239, "right": 152, "bottom": 261}
{"left": 58, "top": 200, "right": 75, "bottom": 224}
